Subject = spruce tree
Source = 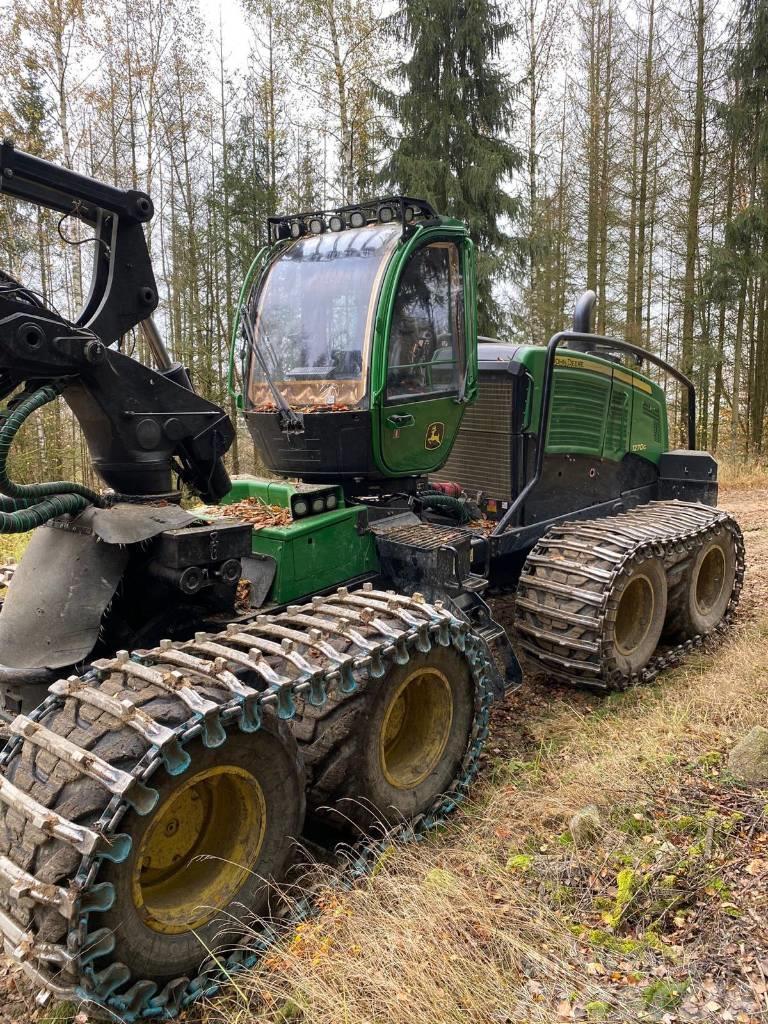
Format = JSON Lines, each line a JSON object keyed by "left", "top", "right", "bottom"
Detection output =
{"left": 709, "top": 0, "right": 768, "bottom": 449}
{"left": 379, "top": 0, "right": 523, "bottom": 336}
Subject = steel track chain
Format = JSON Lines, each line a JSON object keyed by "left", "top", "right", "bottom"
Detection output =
{"left": 513, "top": 500, "right": 745, "bottom": 690}
{"left": 0, "top": 583, "right": 494, "bottom": 1019}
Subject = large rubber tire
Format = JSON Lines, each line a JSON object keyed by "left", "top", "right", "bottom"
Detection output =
{"left": 95, "top": 722, "right": 304, "bottom": 984}
{"left": 665, "top": 526, "right": 738, "bottom": 640}
{"left": 292, "top": 645, "right": 475, "bottom": 833}
{"left": 604, "top": 556, "right": 667, "bottom": 677}
{"left": 0, "top": 681, "right": 304, "bottom": 989}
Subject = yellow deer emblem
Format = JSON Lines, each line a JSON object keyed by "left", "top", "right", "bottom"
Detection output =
{"left": 425, "top": 421, "right": 445, "bottom": 451}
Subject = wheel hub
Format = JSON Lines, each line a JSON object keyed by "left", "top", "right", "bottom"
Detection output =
{"left": 132, "top": 765, "right": 266, "bottom": 934}
{"left": 379, "top": 667, "right": 454, "bottom": 789}
{"left": 695, "top": 546, "right": 726, "bottom": 614}
{"left": 614, "top": 574, "right": 655, "bottom": 656}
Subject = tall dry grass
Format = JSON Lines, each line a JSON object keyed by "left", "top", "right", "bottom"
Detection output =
{"left": 204, "top": 606, "right": 768, "bottom": 1024}
{"left": 717, "top": 454, "right": 768, "bottom": 493}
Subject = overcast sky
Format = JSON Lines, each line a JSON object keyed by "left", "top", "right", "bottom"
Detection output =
{"left": 201, "top": 0, "right": 251, "bottom": 73}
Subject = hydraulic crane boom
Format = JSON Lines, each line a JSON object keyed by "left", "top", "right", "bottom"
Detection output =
{"left": 0, "top": 141, "right": 234, "bottom": 502}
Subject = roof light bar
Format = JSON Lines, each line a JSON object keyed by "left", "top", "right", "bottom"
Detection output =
{"left": 266, "top": 195, "right": 437, "bottom": 245}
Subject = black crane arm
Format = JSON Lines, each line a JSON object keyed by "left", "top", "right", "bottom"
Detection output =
{"left": 0, "top": 141, "right": 233, "bottom": 503}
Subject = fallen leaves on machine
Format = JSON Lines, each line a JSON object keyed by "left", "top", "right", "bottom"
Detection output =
{"left": 253, "top": 402, "right": 351, "bottom": 413}
{"left": 198, "top": 498, "right": 293, "bottom": 530}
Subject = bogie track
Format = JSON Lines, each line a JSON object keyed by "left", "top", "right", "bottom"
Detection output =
{"left": 0, "top": 586, "right": 493, "bottom": 1018}
{"left": 514, "top": 500, "right": 745, "bottom": 690}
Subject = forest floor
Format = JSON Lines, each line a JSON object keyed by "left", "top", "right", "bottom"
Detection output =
{"left": 0, "top": 484, "right": 765, "bottom": 1024}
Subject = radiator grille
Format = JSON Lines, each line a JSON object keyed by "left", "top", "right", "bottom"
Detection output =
{"left": 605, "top": 388, "right": 630, "bottom": 455}
{"left": 547, "top": 375, "right": 609, "bottom": 451}
{"left": 432, "top": 376, "right": 514, "bottom": 499}
{"left": 376, "top": 523, "right": 470, "bottom": 550}
{"left": 642, "top": 398, "right": 663, "bottom": 443}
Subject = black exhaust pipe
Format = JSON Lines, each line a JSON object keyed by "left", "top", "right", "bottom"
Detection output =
{"left": 567, "top": 290, "right": 597, "bottom": 351}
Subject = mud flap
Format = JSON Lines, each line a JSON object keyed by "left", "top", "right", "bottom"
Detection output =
{"left": 0, "top": 502, "right": 201, "bottom": 675}
{"left": 0, "top": 522, "right": 129, "bottom": 671}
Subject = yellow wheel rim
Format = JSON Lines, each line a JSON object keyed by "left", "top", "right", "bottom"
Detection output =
{"left": 614, "top": 573, "right": 655, "bottom": 656}
{"left": 695, "top": 546, "right": 726, "bottom": 614}
{"left": 132, "top": 765, "right": 266, "bottom": 934}
{"left": 379, "top": 667, "right": 454, "bottom": 790}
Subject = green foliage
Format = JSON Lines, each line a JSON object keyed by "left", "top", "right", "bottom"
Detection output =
{"left": 0, "top": 531, "right": 31, "bottom": 564}
{"left": 377, "top": 0, "right": 523, "bottom": 335}
{"left": 575, "top": 926, "right": 646, "bottom": 955}
{"left": 641, "top": 978, "right": 689, "bottom": 1010}
{"left": 9, "top": 56, "right": 51, "bottom": 157}
{"left": 584, "top": 1000, "right": 611, "bottom": 1020}
{"left": 38, "top": 1001, "right": 78, "bottom": 1024}
{"left": 505, "top": 853, "right": 533, "bottom": 872}
{"left": 275, "top": 997, "right": 304, "bottom": 1021}
{"left": 423, "top": 867, "right": 461, "bottom": 892}
{"left": 603, "top": 868, "right": 637, "bottom": 928}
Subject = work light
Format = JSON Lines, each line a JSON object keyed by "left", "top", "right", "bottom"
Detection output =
{"left": 290, "top": 220, "right": 305, "bottom": 239}
{"left": 329, "top": 214, "right": 344, "bottom": 232}
{"left": 311, "top": 497, "right": 325, "bottom": 514}
{"left": 378, "top": 204, "right": 394, "bottom": 223}
{"left": 293, "top": 498, "right": 309, "bottom": 516}
{"left": 349, "top": 210, "right": 366, "bottom": 228}
{"left": 308, "top": 216, "right": 325, "bottom": 235}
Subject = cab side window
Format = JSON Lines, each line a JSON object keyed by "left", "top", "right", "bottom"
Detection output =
{"left": 386, "top": 242, "right": 464, "bottom": 400}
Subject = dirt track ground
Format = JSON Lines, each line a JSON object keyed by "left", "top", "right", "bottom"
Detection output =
{"left": 0, "top": 486, "right": 764, "bottom": 1023}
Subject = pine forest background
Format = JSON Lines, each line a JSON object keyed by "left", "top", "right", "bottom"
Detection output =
{"left": 0, "top": 0, "right": 767, "bottom": 488}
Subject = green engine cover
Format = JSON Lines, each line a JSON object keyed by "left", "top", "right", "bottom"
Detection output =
{"left": 219, "top": 477, "right": 379, "bottom": 604}
{"left": 516, "top": 346, "right": 669, "bottom": 464}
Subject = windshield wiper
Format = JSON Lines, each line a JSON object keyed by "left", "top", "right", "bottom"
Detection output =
{"left": 241, "top": 313, "right": 304, "bottom": 434}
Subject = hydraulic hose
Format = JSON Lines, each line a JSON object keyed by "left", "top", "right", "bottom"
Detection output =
{"left": 0, "top": 383, "right": 103, "bottom": 533}
{"left": 419, "top": 493, "right": 479, "bottom": 524}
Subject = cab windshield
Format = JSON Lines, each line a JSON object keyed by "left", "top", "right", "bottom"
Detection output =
{"left": 247, "top": 224, "right": 400, "bottom": 410}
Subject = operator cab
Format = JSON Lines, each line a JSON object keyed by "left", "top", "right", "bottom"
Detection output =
{"left": 246, "top": 223, "right": 398, "bottom": 413}
{"left": 239, "top": 198, "right": 476, "bottom": 491}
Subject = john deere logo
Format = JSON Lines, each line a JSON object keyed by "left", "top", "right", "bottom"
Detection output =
{"left": 425, "top": 421, "right": 445, "bottom": 450}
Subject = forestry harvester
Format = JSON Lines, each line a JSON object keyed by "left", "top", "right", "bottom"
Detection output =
{"left": 0, "top": 143, "right": 744, "bottom": 1017}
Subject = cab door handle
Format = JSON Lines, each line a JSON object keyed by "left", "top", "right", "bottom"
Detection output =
{"left": 386, "top": 414, "right": 415, "bottom": 429}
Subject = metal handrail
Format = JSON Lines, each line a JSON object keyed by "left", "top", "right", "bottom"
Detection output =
{"left": 491, "top": 328, "right": 697, "bottom": 537}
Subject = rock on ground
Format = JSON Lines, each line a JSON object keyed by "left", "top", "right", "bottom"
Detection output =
{"left": 728, "top": 725, "right": 768, "bottom": 784}
{"left": 569, "top": 804, "right": 602, "bottom": 845}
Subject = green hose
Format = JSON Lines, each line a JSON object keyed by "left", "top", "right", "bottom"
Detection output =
{"left": 419, "top": 493, "right": 479, "bottom": 524}
{"left": 0, "top": 383, "right": 102, "bottom": 533}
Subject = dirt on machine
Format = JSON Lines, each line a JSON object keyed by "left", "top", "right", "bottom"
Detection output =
{"left": 0, "top": 145, "right": 744, "bottom": 1018}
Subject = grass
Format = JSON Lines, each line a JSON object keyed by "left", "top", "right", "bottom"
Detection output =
{"left": 203, "top": 609, "right": 768, "bottom": 1023}
{"left": 202, "top": 471, "right": 768, "bottom": 1023}
{"left": 0, "top": 530, "right": 31, "bottom": 565}
{"left": 16, "top": 473, "right": 768, "bottom": 1022}
{"left": 716, "top": 453, "right": 768, "bottom": 492}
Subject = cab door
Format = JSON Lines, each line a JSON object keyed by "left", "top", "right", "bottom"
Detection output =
{"left": 378, "top": 239, "right": 469, "bottom": 476}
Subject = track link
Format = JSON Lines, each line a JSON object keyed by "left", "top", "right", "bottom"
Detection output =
{"left": 0, "top": 584, "right": 493, "bottom": 1018}
{"left": 514, "top": 501, "right": 745, "bottom": 690}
